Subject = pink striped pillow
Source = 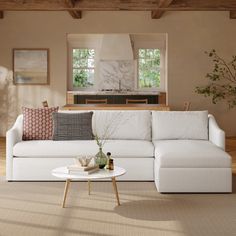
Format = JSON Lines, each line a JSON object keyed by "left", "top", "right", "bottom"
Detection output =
{"left": 22, "top": 107, "right": 59, "bottom": 140}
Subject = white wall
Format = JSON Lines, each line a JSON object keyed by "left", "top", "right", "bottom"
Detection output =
{"left": 0, "top": 11, "right": 236, "bottom": 136}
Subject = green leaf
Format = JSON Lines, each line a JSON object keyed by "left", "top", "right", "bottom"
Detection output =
{"left": 195, "top": 49, "right": 236, "bottom": 109}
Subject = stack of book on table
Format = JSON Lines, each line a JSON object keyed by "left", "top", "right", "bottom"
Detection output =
{"left": 67, "top": 164, "right": 99, "bottom": 175}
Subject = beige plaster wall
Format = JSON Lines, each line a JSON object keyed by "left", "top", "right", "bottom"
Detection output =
{"left": 0, "top": 11, "right": 236, "bottom": 136}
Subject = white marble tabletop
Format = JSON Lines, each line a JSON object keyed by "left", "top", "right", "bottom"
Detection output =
{"left": 52, "top": 166, "right": 126, "bottom": 180}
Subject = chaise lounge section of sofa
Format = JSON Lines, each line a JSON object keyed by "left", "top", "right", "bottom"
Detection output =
{"left": 152, "top": 112, "right": 231, "bottom": 192}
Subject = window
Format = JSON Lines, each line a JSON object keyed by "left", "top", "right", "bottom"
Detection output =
{"left": 72, "top": 48, "right": 95, "bottom": 88}
{"left": 138, "top": 48, "right": 161, "bottom": 89}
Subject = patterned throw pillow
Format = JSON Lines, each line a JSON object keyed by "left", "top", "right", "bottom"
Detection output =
{"left": 52, "top": 112, "right": 94, "bottom": 140}
{"left": 22, "top": 107, "right": 59, "bottom": 140}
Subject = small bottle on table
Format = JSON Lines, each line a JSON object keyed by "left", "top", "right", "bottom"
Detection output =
{"left": 106, "top": 152, "right": 114, "bottom": 170}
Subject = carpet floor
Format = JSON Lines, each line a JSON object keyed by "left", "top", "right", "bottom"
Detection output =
{"left": 0, "top": 180, "right": 235, "bottom": 236}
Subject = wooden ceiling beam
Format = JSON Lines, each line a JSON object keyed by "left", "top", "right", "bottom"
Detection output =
{"left": 0, "top": 11, "right": 3, "bottom": 19}
{"left": 0, "top": 0, "right": 64, "bottom": 11}
{"left": 0, "top": 0, "right": 236, "bottom": 11}
{"left": 152, "top": 0, "right": 174, "bottom": 19}
{"left": 171, "top": 0, "right": 236, "bottom": 9}
{"left": 230, "top": 11, "right": 236, "bottom": 19}
{"left": 65, "top": 0, "right": 82, "bottom": 19}
{"left": 68, "top": 10, "right": 81, "bottom": 18}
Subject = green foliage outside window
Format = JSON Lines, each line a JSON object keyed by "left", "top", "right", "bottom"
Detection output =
{"left": 72, "top": 49, "right": 95, "bottom": 88}
{"left": 138, "top": 49, "right": 161, "bottom": 88}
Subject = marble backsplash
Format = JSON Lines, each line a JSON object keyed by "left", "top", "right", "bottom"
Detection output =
{"left": 98, "top": 60, "right": 134, "bottom": 91}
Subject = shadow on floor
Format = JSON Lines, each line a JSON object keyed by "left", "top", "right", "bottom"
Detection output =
{"left": 232, "top": 174, "right": 236, "bottom": 192}
{"left": 114, "top": 174, "right": 236, "bottom": 222}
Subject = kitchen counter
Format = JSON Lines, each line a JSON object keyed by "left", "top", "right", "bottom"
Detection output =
{"left": 62, "top": 104, "right": 170, "bottom": 111}
{"left": 67, "top": 90, "right": 160, "bottom": 95}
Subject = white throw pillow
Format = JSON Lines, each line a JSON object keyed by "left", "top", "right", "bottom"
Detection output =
{"left": 152, "top": 111, "right": 208, "bottom": 140}
{"left": 93, "top": 111, "right": 151, "bottom": 140}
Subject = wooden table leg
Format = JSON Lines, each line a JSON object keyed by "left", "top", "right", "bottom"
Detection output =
{"left": 62, "top": 179, "right": 70, "bottom": 208}
{"left": 112, "top": 177, "right": 120, "bottom": 206}
{"left": 88, "top": 180, "right": 91, "bottom": 195}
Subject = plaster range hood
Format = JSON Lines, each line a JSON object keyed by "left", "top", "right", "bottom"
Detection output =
{"left": 99, "top": 34, "right": 134, "bottom": 60}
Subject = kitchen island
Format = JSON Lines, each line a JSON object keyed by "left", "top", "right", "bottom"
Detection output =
{"left": 66, "top": 91, "right": 166, "bottom": 105}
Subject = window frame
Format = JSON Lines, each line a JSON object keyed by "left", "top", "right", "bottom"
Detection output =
{"left": 68, "top": 42, "right": 98, "bottom": 91}
{"left": 134, "top": 41, "right": 166, "bottom": 92}
{"left": 71, "top": 48, "right": 95, "bottom": 89}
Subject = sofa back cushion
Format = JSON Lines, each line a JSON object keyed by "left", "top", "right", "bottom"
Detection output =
{"left": 152, "top": 111, "right": 208, "bottom": 140}
{"left": 22, "top": 107, "right": 59, "bottom": 140}
{"left": 52, "top": 112, "right": 94, "bottom": 140}
{"left": 92, "top": 111, "right": 151, "bottom": 140}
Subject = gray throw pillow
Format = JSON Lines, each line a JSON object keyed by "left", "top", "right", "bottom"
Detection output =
{"left": 52, "top": 112, "right": 94, "bottom": 140}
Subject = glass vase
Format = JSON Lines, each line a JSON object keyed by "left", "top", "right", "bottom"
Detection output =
{"left": 95, "top": 148, "right": 107, "bottom": 169}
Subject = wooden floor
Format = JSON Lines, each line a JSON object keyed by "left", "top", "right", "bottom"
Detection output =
{"left": 226, "top": 137, "right": 236, "bottom": 174}
{"left": 0, "top": 137, "right": 6, "bottom": 176}
{"left": 0, "top": 137, "right": 236, "bottom": 176}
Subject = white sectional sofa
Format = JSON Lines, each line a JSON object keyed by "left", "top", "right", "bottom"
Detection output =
{"left": 6, "top": 110, "right": 232, "bottom": 192}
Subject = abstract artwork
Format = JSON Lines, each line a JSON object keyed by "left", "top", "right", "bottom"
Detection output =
{"left": 99, "top": 60, "right": 134, "bottom": 90}
{"left": 13, "top": 49, "right": 49, "bottom": 85}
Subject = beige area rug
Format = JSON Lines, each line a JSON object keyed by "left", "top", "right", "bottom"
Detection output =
{"left": 0, "top": 179, "right": 235, "bottom": 236}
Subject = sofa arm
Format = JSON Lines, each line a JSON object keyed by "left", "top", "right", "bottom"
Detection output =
{"left": 6, "top": 115, "right": 23, "bottom": 180}
{"left": 208, "top": 114, "right": 225, "bottom": 150}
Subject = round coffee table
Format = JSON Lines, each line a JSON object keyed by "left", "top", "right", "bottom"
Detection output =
{"left": 52, "top": 166, "right": 126, "bottom": 208}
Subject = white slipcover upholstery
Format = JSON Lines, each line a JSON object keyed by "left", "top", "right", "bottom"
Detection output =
{"left": 92, "top": 111, "right": 151, "bottom": 140}
{"left": 155, "top": 167, "right": 232, "bottom": 193}
{"left": 60, "top": 110, "right": 152, "bottom": 140}
{"left": 152, "top": 111, "right": 208, "bottom": 140}
{"left": 6, "top": 111, "right": 232, "bottom": 192}
{"left": 208, "top": 114, "right": 225, "bottom": 150}
{"left": 153, "top": 140, "right": 231, "bottom": 168}
{"left": 13, "top": 140, "right": 154, "bottom": 158}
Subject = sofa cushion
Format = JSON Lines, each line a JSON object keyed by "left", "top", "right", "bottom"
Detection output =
{"left": 52, "top": 112, "right": 93, "bottom": 140}
{"left": 152, "top": 111, "right": 208, "bottom": 140}
{"left": 153, "top": 140, "right": 231, "bottom": 168}
{"left": 22, "top": 107, "right": 59, "bottom": 140}
{"left": 13, "top": 140, "right": 154, "bottom": 158}
{"left": 93, "top": 111, "right": 151, "bottom": 140}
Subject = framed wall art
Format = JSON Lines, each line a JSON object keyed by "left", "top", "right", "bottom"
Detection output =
{"left": 13, "top": 48, "right": 49, "bottom": 85}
